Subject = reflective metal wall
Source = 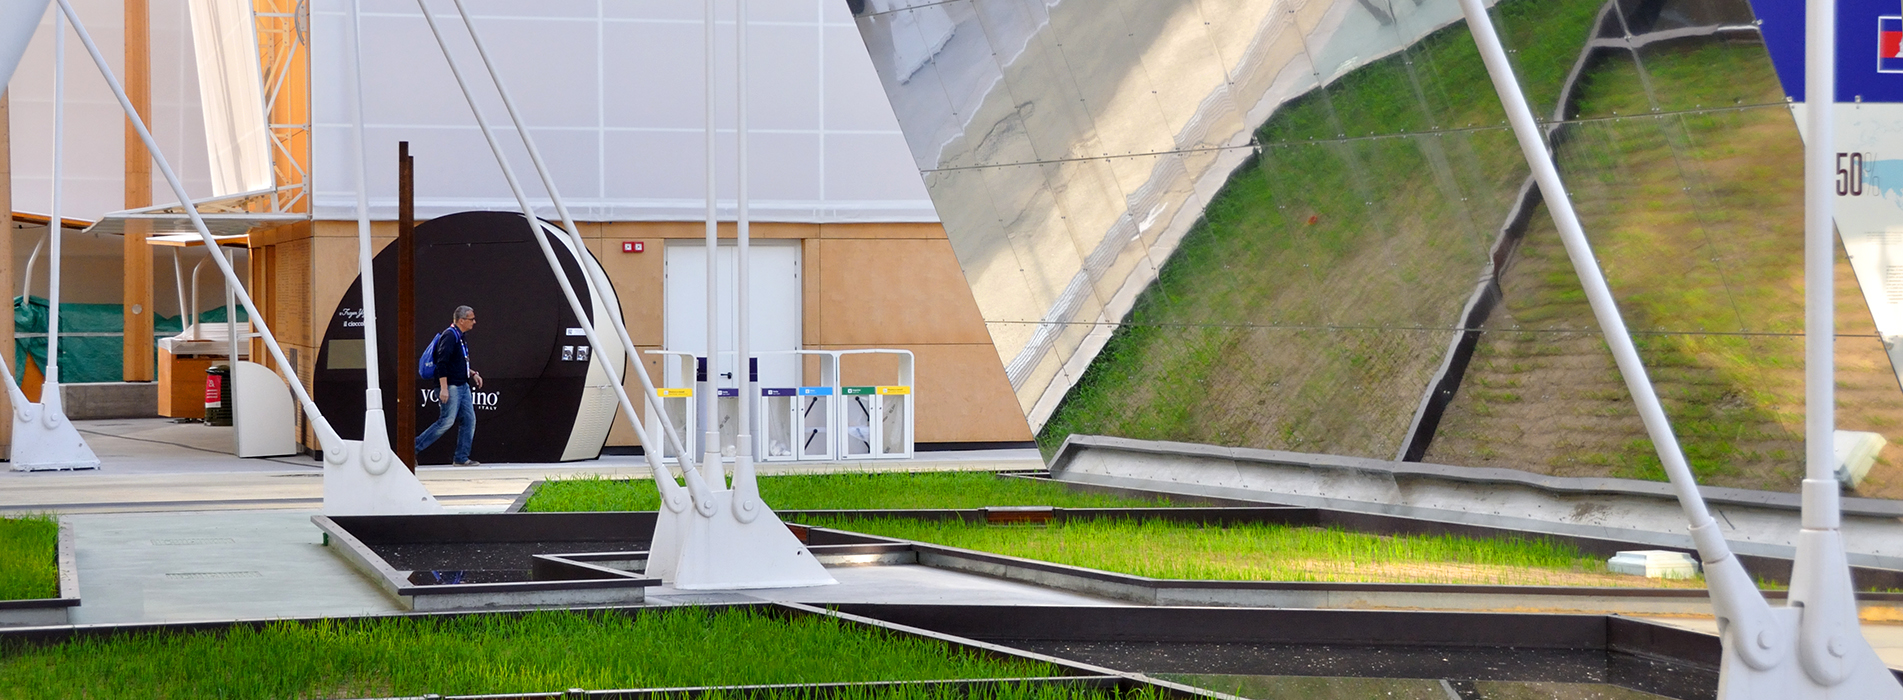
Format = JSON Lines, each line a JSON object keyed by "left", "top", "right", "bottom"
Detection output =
{"left": 854, "top": 0, "right": 1903, "bottom": 495}
{"left": 856, "top": 0, "right": 1491, "bottom": 424}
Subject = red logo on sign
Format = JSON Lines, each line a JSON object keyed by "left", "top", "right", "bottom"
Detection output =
{"left": 1883, "top": 17, "right": 1903, "bottom": 73}
{"left": 204, "top": 374, "right": 222, "bottom": 405}
{"left": 622, "top": 241, "right": 644, "bottom": 253}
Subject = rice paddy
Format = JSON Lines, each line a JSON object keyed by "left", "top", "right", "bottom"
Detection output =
{"left": 806, "top": 516, "right": 1701, "bottom": 589}
{"left": 523, "top": 471, "right": 1170, "bottom": 513}
{"left": 0, "top": 514, "right": 58, "bottom": 601}
{"left": 0, "top": 607, "right": 1067, "bottom": 699}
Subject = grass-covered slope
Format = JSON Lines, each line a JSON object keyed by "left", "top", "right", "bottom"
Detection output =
{"left": 0, "top": 608, "right": 1064, "bottom": 699}
{"left": 0, "top": 514, "right": 58, "bottom": 601}
{"left": 1038, "top": 0, "right": 1605, "bottom": 458}
{"left": 1424, "top": 41, "right": 1903, "bottom": 495}
{"left": 524, "top": 471, "right": 1169, "bottom": 512}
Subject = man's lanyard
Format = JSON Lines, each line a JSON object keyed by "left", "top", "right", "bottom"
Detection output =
{"left": 447, "top": 325, "right": 470, "bottom": 377}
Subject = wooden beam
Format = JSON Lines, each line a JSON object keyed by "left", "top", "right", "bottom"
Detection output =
{"left": 396, "top": 142, "right": 416, "bottom": 471}
{"left": 122, "top": 0, "right": 154, "bottom": 382}
{"left": 0, "top": 92, "right": 15, "bottom": 453}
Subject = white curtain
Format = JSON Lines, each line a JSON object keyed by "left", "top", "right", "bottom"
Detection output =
{"left": 188, "top": 0, "right": 273, "bottom": 196}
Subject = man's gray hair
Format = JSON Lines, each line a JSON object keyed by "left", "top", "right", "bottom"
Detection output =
{"left": 453, "top": 305, "right": 475, "bottom": 321}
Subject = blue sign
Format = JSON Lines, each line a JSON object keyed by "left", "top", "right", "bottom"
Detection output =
{"left": 797, "top": 386, "right": 834, "bottom": 396}
{"left": 762, "top": 388, "right": 797, "bottom": 397}
{"left": 1751, "top": 0, "right": 1903, "bottom": 102}
{"left": 716, "top": 388, "right": 739, "bottom": 398}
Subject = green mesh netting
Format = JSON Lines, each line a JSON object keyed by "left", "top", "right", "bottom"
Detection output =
{"left": 12, "top": 296, "right": 247, "bottom": 384}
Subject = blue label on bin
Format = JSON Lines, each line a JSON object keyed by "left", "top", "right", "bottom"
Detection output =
{"left": 798, "top": 387, "right": 833, "bottom": 396}
{"left": 762, "top": 388, "right": 796, "bottom": 397}
{"left": 716, "top": 388, "right": 739, "bottom": 398}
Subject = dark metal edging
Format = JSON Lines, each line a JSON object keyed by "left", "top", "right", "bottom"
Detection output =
{"left": 1051, "top": 434, "right": 1903, "bottom": 519}
{"left": 506, "top": 479, "right": 544, "bottom": 513}
{"left": 395, "top": 676, "right": 1136, "bottom": 700}
{"left": 311, "top": 515, "right": 660, "bottom": 603}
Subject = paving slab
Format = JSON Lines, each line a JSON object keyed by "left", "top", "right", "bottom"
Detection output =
{"left": 66, "top": 511, "right": 401, "bottom": 625}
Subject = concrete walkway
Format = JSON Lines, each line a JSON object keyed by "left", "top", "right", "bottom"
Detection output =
{"left": 2, "top": 418, "right": 1044, "bottom": 514}
{"left": 67, "top": 511, "right": 399, "bottom": 624}
{"left": 61, "top": 509, "right": 1115, "bottom": 626}
{"left": 13, "top": 419, "right": 1071, "bottom": 624}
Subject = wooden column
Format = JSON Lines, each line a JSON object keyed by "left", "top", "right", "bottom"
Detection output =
{"left": 0, "top": 92, "right": 15, "bottom": 453}
{"left": 122, "top": 0, "right": 154, "bottom": 382}
{"left": 396, "top": 142, "right": 416, "bottom": 470}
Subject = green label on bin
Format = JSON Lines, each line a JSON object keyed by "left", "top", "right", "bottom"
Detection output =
{"left": 843, "top": 386, "right": 876, "bottom": 396}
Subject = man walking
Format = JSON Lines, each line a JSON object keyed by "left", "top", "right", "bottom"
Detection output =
{"left": 416, "top": 305, "right": 483, "bottom": 465}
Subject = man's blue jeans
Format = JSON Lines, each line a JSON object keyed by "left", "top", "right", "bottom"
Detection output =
{"left": 415, "top": 383, "right": 475, "bottom": 463}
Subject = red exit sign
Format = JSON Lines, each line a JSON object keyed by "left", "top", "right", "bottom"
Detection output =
{"left": 622, "top": 241, "right": 644, "bottom": 253}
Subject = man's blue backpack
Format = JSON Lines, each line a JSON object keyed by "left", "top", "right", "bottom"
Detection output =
{"left": 418, "top": 328, "right": 450, "bottom": 379}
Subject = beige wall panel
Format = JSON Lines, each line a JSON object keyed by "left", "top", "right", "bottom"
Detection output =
{"left": 309, "top": 228, "right": 394, "bottom": 350}
{"left": 273, "top": 235, "right": 313, "bottom": 348}
{"left": 817, "top": 342, "right": 1032, "bottom": 443}
{"left": 819, "top": 223, "right": 945, "bottom": 240}
{"left": 590, "top": 228, "right": 666, "bottom": 347}
{"left": 817, "top": 238, "right": 993, "bottom": 346}
{"left": 604, "top": 346, "right": 669, "bottom": 447}
{"left": 802, "top": 238, "right": 822, "bottom": 348}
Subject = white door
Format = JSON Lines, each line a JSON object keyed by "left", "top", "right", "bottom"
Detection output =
{"left": 664, "top": 241, "right": 802, "bottom": 391}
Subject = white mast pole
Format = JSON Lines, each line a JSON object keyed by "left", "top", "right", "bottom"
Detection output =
{"left": 1784, "top": 1, "right": 1900, "bottom": 694}
{"left": 732, "top": 0, "right": 761, "bottom": 521}
{"left": 348, "top": 0, "right": 382, "bottom": 410}
{"left": 47, "top": 8, "right": 62, "bottom": 390}
{"left": 699, "top": 0, "right": 724, "bottom": 487}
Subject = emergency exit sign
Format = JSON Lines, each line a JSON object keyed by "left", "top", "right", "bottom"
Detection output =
{"left": 622, "top": 241, "right": 644, "bottom": 253}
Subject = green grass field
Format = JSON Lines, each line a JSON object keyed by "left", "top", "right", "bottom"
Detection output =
{"left": 0, "top": 607, "right": 1070, "bottom": 699}
{"left": 1037, "top": 0, "right": 1606, "bottom": 459}
{"left": 0, "top": 514, "right": 58, "bottom": 601}
{"left": 803, "top": 517, "right": 1691, "bottom": 589}
{"left": 524, "top": 472, "right": 1170, "bottom": 513}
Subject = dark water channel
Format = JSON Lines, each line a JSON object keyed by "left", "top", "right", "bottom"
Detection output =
{"left": 1015, "top": 642, "right": 1709, "bottom": 700}
{"left": 368, "top": 539, "right": 648, "bottom": 586}
{"left": 1159, "top": 673, "right": 1671, "bottom": 699}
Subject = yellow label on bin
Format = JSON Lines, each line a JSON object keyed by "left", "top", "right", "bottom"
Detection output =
{"left": 876, "top": 386, "right": 911, "bottom": 395}
{"left": 656, "top": 388, "right": 694, "bottom": 398}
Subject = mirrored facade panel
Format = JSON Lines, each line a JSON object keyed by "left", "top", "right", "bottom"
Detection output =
{"left": 854, "top": 0, "right": 1903, "bottom": 495}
